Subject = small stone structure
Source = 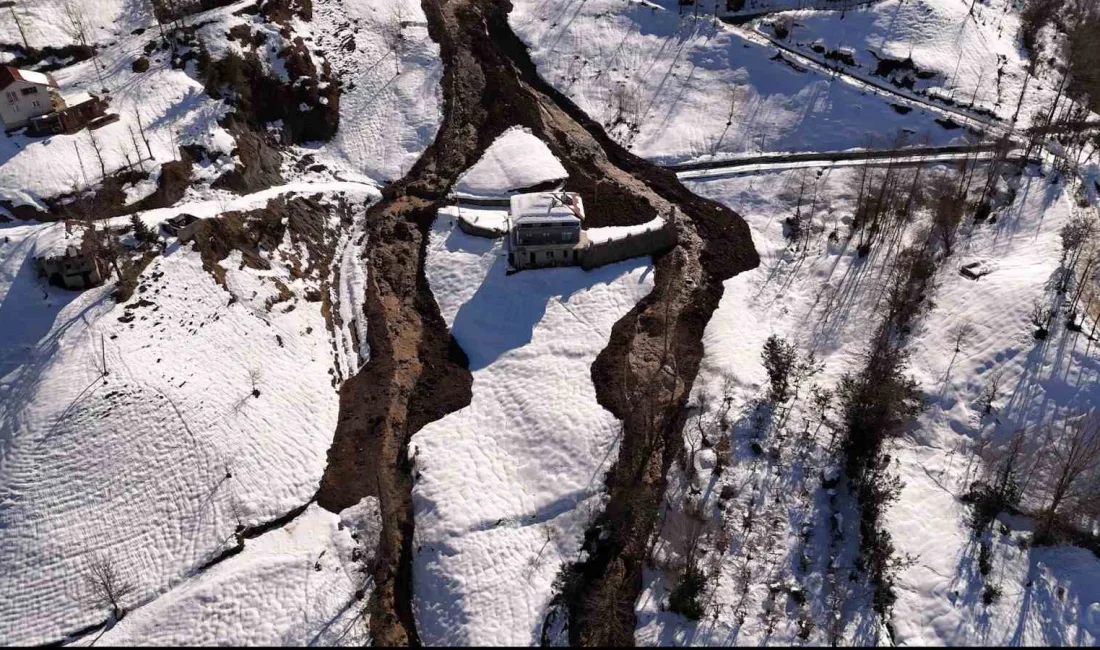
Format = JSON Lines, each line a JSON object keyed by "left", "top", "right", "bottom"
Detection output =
{"left": 581, "top": 216, "right": 677, "bottom": 270}
{"left": 457, "top": 212, "right": 507, "bottom": 239}
{"left": 35, "top": 238, "right": 105, "bottom": 290}
{"left": 162, "top": 214, "right": 201, "bottom": 242}
{"left": 28, "top": 93, "right": 109, "bottom": 136}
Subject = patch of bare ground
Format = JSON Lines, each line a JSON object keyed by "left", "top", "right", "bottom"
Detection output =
{"left": 313, "top": 0, "right": 758, "bottom": 645}
{"left": 0, "top": 152, "right": 194, "bottom": 223}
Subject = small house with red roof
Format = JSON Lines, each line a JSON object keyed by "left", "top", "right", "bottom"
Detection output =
{"left": 1, "top": 66, "right": 62, "bottom": 131}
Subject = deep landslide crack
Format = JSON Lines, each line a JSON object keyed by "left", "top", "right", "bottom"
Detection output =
{"left": 314, "top": 0, "right": 759, "bottom": 645}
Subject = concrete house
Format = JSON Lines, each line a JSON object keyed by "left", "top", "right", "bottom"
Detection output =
{"left": 507, "top": 192, "right": 588, "bottom": 270}
{"left": 1, "top": 66, "right": 61, "bottom": 131}
{"left": 36, "top": 243, "right": 106, "bottom": 290}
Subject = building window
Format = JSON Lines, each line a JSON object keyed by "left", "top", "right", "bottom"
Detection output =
{"left": 31, "top": 100, "right": 40, "bottom": 109}
{"left": 5, "top": 91, "right": 16, "bottom": 104}
{"left": 20, "top": 86, "right": 38, "bottom": 96}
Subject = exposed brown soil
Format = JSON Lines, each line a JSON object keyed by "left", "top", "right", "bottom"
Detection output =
{"left": 184, "top": 193, "right": 344, "bottom": 288}
{"left": 2, "top": 152, "right": 195, "bottom": 223}
{"left": 210, "top": 119, "right": 285, "bottom": 194}
{"left": 312, "top": 0, "right": 758, "bottom": 646}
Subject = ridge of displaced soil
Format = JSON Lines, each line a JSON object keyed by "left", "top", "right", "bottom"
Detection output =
{"left": 315, "top": 0, "right": 759, "bottom": 645}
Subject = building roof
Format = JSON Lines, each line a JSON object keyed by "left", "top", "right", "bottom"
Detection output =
{"left": 0, "top": 66, "right": 59, "bottom": 91}
{"left": 509, "top": 192, "right": 585, "bottom": 224}
{"left": 59, "top": 90, "right": 93, "bottom": 106}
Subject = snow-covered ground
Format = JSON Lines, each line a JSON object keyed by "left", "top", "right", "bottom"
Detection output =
{"left": 411, "top": 207, "right": 655, "bottom": 645}
{"left": 4, "top": 0, "right": 1100, "bottom": 643}
{"left": 0, "top": 1, "right": 247, "bottom": 210}
{"left": 306, "top": 0, "right": 444, "bottom": 182}
{"left": 0, "top": 0, "right": 439, "bottom": 642}
{"left": 750, "top": 0, "right": 1064, "bottom": 127}
{"left": 891, "top": 170, "right": 1100, "bottom": 646}
{"left": 454, "top": 126, "right": 568, "bottom": 197}
{"left": 509, "top": 0, "right": 971, "bottom": 165}
{"left": 631, "top": 163, "right": 1100, "bottom": 645}
{"left": 0, "top": 190, "right": 357, "bottom": 644}
{"left": 77, "top": 499, "right": 379, "bottom": 647}
{"left": 0, "top": 0, "right": 149, "bottom": 50}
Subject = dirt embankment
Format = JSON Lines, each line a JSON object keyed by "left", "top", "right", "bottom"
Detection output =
{"left": 314, "top": 0, "right": 758, "bottom": 645}
{"left": 1, "top": 152, "right": 194, "bottom": 223}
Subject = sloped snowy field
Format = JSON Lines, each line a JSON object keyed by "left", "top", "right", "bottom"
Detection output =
{"left": 0, "top": 0, "right": 148, "bottom": 50}
{"left": 0, "top": 209, "right": 343, "bottom": 643}
{"left": 306, "top": 0, "right": 444, "bottom": 182}
{"left": 0, "top": 31, "right": 236, "bottom": 210}
{"left": 891, "top": 170, "right": 1100, "bottom": 645}
{"left": 2, "top": 0, "right": 444, "bottom": 641}
{"left": 454, "top": 126, "right": 568, "bottom": 197}
{"left": 80, "top": 499, "right": 379, "bottom": 646}
{"left": 630, "top": 165, "right": 1100, "bottom": 645}
{"left": 754, "top": 0, "right": 1062, "bottom": 127}
{"left": 412, "top": 207, "right": 654, "bottom": 645}
{"left": 508, "top": 0, "right": 971, "bottom": 165}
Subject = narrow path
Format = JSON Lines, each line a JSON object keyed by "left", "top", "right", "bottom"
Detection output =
{"left": 723, "top": 18, "right": 1006, "bottom": 136}
{"left": 313, "top": 0, "right": 758, "bottom": 645}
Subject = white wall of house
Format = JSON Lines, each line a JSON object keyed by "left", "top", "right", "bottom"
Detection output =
{"left": 1, "top": 81, "right": 53, "bottom": 130}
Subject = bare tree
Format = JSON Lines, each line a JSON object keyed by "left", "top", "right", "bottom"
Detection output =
{"left": 87, "top": 131, "right": 107, "bottom": 179}
{"left": 951, "top": 321, "right": 975, "bottom": 353}
{"left": 133, "top": 109, "right": 154, "bottom": 160}
{"left": 1059, "top": 213, "right": 1097, "bottom": 293}
{"left": 1038, "top": 410, "right": 1100, "bottom": 537}
{"left": 978, "top": 369, "right": 1003, "bottom": 417}
{"left": 73, "top": 141, "right": 89, "bottom": 189}
{"left": 7, "top": 1, "right": 31, "bottom": 51}
{"left": 928, "top": 170, "right": 964, "bottom": 256}
{"left": 1029, "top": 298, "right": 1054, "bottom": 339}
{"left": 248, "top": 365, "right": 262, "bottom": 397}
{"left": 81, "top": 554, "right": 137, "bottom": 620}
{"left": 62, "top": 0, "right": 92, "bottom": 47}
{"left": 377, "top": 0, "right": 409, "bottom": 75}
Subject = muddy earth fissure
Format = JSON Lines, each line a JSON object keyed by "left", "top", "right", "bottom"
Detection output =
{"left": 314, "top": 0, "right": 759, "bottom": 645}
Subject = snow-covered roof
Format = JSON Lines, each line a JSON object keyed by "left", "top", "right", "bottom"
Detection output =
{"left": 0, "top": 66, "right": 59, "bottom": 90}
{"left": 31, "top": 222, "right": 85, "bottom": 260}
{"left": 509, "top": 192, "right": 584, "bottom": 224}
{"left": 59, "top": 90, "right": 93, "bottom": 107}
{"left": 455, "top": 127, "right": 568, "bottom": 197}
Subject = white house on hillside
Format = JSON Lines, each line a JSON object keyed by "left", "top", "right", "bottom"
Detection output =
{"left": 1, "top": 66, "right": 61, "bottom": 131}
{"left": 507, "top": 192, "right": 588, "bottom": 270}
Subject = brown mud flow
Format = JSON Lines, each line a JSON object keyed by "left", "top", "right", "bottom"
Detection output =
{"left": 314, "top": 0, "right": 759, "bottom": 645}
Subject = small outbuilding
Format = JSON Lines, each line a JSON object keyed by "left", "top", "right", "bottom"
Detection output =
{"left": 161, "top": 214, "right": 201, "bottom": 242}
{"left": 33, "top": 222, "right": 106, "bottom": 290}
{"left": 28, "top": 91, "right": 109, "bottom": 136}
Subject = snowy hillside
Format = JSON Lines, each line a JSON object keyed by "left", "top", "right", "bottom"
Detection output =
{"left": 746, "top": 0, "right": 1062, "bottom": 127}
{"left": 454, "top": 126, "right": 568, "bottom": 197}
{"left": 0, "top": 186, "right": 375, "bottom": 644}
{"left": 630, "top": 164, "right": 1100, "bottom": 645}
{"left": 2, "top": 0, "right": 1100, "bottom": 644}
{"left": 508, "top": 0, "right": 976, "bottom": 165}
{"left": 412, "top": 208, "right": 654, "bottom": 645}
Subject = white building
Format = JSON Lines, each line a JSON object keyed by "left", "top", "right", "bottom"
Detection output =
{"left": 507, "top": 192, "right": 588, "bottom": 270}
{"left": 1, "top": 66, "right": 61, "bottom": 131}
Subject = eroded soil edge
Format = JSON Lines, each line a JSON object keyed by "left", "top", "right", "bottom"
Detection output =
{"left": 315, "top": 0, "right": 760, "bottom": 645}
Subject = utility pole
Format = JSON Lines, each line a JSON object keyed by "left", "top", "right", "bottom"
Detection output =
{"left": 0, "top": 1, "right": 31, "bottom": 52}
